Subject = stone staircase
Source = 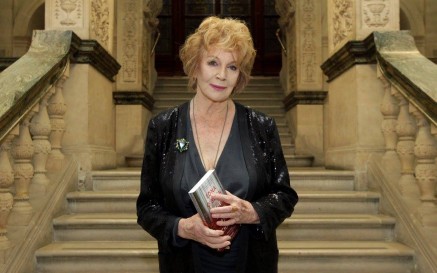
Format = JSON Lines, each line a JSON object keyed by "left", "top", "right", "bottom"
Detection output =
{"left": 34, "top": 77, "right": 415, "bottom": 273}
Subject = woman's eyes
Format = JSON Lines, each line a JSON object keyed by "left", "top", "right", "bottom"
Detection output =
{"left": 207, "top": 60, "right": 238, "bottom": 71}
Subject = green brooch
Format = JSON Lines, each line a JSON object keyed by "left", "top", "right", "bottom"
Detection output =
{"left": 176, "top": 138, "right": 189, "bottom": 152}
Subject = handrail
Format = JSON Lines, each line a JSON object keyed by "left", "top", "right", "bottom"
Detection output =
{"left": 275, "top": 28, "right": 287, "bottom": 56}
{"left": 374, "top": 31, "right": 437, "bottom": 127}
{"left": 0, "top": 30, "right": 73, "bottom": 143}
{"left": 150, "top": 29, "right": 161, "bottom": 56}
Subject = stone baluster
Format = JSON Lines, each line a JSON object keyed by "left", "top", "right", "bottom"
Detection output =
{"left": 410, "top": 105, "right": 437, "bottom": 226}
{"left": 0, "top": 130, "right": 17, "bottom": 253}
{"left": 10, "top": 111, "right": 36, "bottom": 226}
{"left": 379, "top": 76, "right": 400, "bottom": 162}
{"left": 392, "top": 91, "right": 419, "bottom": 197}
{"left": 30, "top": 91, "right": 53, "bottom": 193}
{"left": 46, "top": 75, "right": 67, "bottom": 171}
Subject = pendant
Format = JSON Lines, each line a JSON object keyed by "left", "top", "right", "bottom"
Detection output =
{"left": 176, "top": 138, "right": 189, "bottom": 153}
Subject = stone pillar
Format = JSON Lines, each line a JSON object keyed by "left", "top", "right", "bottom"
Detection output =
{"left": 276, "top": 0, "right": 325, "bottom": 165}
{"left": 115, "top": 0, "right": 161, "bottom": 166}
{"left": 45, "top": 0, "right": 117, "bottom": 178}
{"left": 325, "top": 0, "right": 399, "bottom": 185}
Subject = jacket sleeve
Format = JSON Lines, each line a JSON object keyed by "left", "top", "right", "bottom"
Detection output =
{"left": 250, "top": 117, "right": 299, "bottom": 240}
{"left": 136, "top": 117, "right": 179, "bottom": 245}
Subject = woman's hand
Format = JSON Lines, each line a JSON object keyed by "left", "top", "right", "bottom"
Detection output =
{"left": 210, "top": 191, "right": 260, "bottom": 226}
{"left": 177, "top": 213, "right": 231, "bottom": 249}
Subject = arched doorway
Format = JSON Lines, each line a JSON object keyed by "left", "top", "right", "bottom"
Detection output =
{"left": 155, "top": 0, "right": 281, "bottom": 76}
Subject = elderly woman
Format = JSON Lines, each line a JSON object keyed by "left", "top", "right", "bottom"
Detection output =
{"left": 137, "top": 16, "right": 298, "bottom": 273}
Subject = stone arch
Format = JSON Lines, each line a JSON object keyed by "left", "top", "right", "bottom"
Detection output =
{"left": 13, "top": 0, "right": 45, "bottom": 37}
{"left": 399, "top": 0, "right": 425, "bottom": 36}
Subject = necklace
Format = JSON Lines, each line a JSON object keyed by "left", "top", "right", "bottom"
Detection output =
{"left": 192, "top": 98, "right": 229, "bottom": 170}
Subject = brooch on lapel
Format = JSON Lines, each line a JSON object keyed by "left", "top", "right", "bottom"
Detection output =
{"left": 176, "top": 138, "right": 189, "bottom": 153}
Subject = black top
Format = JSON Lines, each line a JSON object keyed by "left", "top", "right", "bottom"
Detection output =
{"left": 178, "top": 106, "right": 249, "bottom": 272}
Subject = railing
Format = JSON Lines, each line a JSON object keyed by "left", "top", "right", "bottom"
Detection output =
{"left": 0, "top": 30, "right": 74, "bottom": 270}
{"left": 373, "top": 31, "right": 437, "bottom": 271}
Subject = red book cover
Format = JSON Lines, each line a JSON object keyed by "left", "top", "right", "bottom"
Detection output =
{"left": 188, "top": 169, "right": 240, "bottom": 251}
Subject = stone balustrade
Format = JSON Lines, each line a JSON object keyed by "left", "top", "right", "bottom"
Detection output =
{"left": 376, "top": 31, "right": 437, "bottom": 227}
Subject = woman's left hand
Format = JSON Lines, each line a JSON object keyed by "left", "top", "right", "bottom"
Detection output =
{"left": 210, "top": 191, "right": 260, "bottom": 226}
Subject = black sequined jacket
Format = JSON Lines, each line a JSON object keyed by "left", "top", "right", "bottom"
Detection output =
{"left": 137, "top": 101, "right": 298, "bottom": 273}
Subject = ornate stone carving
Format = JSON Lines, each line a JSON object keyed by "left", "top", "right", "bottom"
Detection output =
{"left": 275, "top": 0, "right": 296, "bottom": 30}
{"left": 332, "top": 0, "right": 353, "bottom": 48}
{"left": 363, "top": 0, "right": 389, "bottom": 27}
{"left": 55, "top": 0, "right": 84, "bottom": 27}
{"left": 91, "top": 0, "right": 110, "bottom": 48}
{"left": 120, "top": 0, "right": 139, "bottom": 83}
{"left": 301, "top": 0, "right": 316, "bottom": 83}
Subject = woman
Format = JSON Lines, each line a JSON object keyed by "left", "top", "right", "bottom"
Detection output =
{"left": 137, "top": 16, "right": 298, "bottom": 273}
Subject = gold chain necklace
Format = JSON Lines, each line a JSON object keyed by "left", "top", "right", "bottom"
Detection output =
{"left": 192, "top": 99, "right": 229, "bottom": 170}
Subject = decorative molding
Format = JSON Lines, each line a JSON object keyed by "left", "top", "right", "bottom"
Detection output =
{"left": 320, "top": 33, "right": 376, "bottom": 82}
{"left": 113, "top": 91, "right": 154, "bottom": 111}
{"left": 70, "top": 33, "right": 121, "bottom": 82}
{"left": 283, "top": 91, "right": 328, "bottom": 111}
{"left": 300, "top": 0, "right": 316, "bottom": 84}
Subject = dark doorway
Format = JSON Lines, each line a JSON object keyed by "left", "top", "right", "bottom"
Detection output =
{"left": 155, "top": 0, "right": 281, "bottom": 76}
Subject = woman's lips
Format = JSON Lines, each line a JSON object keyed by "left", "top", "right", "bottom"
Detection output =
{"left": 210, "top": 84, "right": 226, "bottom": 91}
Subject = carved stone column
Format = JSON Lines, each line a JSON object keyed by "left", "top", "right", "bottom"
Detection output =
{"left": 276, "top": 0, "right": 325, "bottom": 166}
{"left": 30, "top": 92, "right": 53, "bottom": 192}
{"left": 47, "top": 77, "right": 67, "bottom": 171}
{"left": 0, "top": 131, "right": 16, "bottom": 255}
{"left": 410, "top": 106, "right": 437, "bottom": 226}
{"left": 10, "top": 112, "right": 36, "bottom": 226}
{"left": 115, "top": 0, "right": 162, "bottom": 166}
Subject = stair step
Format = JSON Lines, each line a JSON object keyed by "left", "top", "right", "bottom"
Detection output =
{"left": 52, "top": 213, "right": 395, "bottom": 242}
{"left": 66, "top": 190, "right": 379, "bottom": 214}
{"left": 278, "top": 241, "right": 414, "bottom": 273}
{"left": 90, "top": 168, "right": 353, "bottom": 193}
{"left": 279, "top": 214, "right": 395, "bottom": 241}
{"left": 92, "top": 169, "right": 141, "bottom": 192}
{"left": 290, "top": 169, "right": 355, "bottom": 191}
{"left": 35, "top": 241, "right": 414, "bottom": 273}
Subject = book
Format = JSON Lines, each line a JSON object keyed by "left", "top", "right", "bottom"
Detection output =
{"left": 188, "top": 169, "right": 240, "bottom": 250}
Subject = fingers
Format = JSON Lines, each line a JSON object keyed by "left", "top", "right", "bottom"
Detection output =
{"left": 179, "top": 214, "right": 231, "bottom": 249}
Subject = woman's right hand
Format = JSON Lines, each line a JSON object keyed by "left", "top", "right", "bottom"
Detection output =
{"left": 177, "top": 214, "right": 231, "bottom": 250}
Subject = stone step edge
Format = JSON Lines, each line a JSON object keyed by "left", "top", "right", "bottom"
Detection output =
{"left": 53, "top": 213, "right": 395, "bottom": 228}
{"left": 66, "top": 191, "right": 380, "bottom": 201}
{"left": 35, "top": 241, "right": 414, "bottom": 258}
{"left": 91, "top": 168, "right": 355, "bottom": 179}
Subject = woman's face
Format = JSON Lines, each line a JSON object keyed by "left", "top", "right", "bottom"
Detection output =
{"left": 195, "top": 48, "right": 240, "bottom": 103}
